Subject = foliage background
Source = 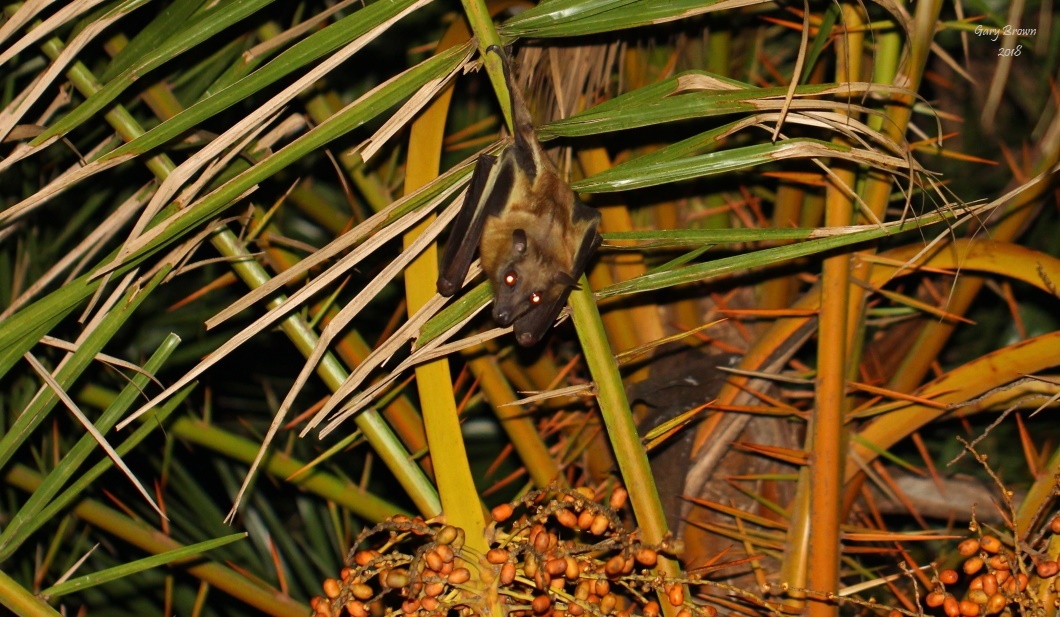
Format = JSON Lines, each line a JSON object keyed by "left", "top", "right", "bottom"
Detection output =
{"left": 0, "top": 0, "right": 1057, "bottom": 616}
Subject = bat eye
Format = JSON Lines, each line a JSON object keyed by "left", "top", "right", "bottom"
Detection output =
{"left": 504, "top": 272, "right": 517, "bottom": 287}
{"left": 529, "top": 292, "right": 541, "bottom": 304}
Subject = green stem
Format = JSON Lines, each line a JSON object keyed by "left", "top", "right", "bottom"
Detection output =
{"left": 0, "top": 568, "right": 62, "bottom": 617}
{"left": 169, "top": 417, "right": 410, "bottom": 522}
{"left": 569, "top": 278, "right": 683, "bottom": 616}
{"left": 5, "top": 466, "right": 309, "bottom": 617}
{"left": 457, "top": 0, "right": 511, "bottom": 130}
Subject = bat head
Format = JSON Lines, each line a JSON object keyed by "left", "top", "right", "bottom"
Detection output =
{"left": 488, "top": 228, "right": 578, "bottom": 345}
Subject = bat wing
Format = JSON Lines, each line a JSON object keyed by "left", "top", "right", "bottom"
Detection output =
{"left": 512, "top": 296, "right": 565, "bottom": 347}
{"left": 511, "top": 199, "right": 602, "bottom": 346}
{"left": 570, "top": 199, "right": 604, "bottom": 273}
{"left": 437, "top": 153, "right": 514, "bottom": 296}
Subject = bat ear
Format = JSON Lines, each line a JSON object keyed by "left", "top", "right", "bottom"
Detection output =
{"left": 512, "top": 229, "right": 528, "bottom": 253}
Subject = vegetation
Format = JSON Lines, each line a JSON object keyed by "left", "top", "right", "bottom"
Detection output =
{"left": 0, "top": 0, "right": 1057, "bottom": 616}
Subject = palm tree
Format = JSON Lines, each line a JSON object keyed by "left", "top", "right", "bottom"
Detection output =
{"left": 0, "top": 0, "right": 1056, "bottom": 615}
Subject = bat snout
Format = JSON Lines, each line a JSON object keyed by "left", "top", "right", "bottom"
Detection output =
{"left": 492, "top": 294, "right": 534, "bottom": 327}
{"left": 492, "top": 305, "right": 518, "bottom": 326}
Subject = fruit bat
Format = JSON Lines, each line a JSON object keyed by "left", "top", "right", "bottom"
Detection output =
{"left": 436, "top": 46, "right": 602, "bottom": 347}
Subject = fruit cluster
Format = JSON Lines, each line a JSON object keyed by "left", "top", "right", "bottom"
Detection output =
{"left": 309, "top": 514, "right": 469, "bottom": 617}
{"left": 309, "top": 486, "right": 724, "bottom": 617}
{"left": 923, "top": 517, "right": 1060, "bottom": 617}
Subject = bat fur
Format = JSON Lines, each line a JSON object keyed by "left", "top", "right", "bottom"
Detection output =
{"left": 437, "top": 46, "right": 601, "bottom": 346}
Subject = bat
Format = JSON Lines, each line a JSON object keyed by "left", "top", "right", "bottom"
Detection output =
{"left": 437, "top": 46, "right": 602, "bottom": 347}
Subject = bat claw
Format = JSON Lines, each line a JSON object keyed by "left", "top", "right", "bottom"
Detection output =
{"left": 437, "top": 278, "right": 459, "bottom": 297}
{"left": 516, "top": 331, "right": 539, "bottom": 346}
